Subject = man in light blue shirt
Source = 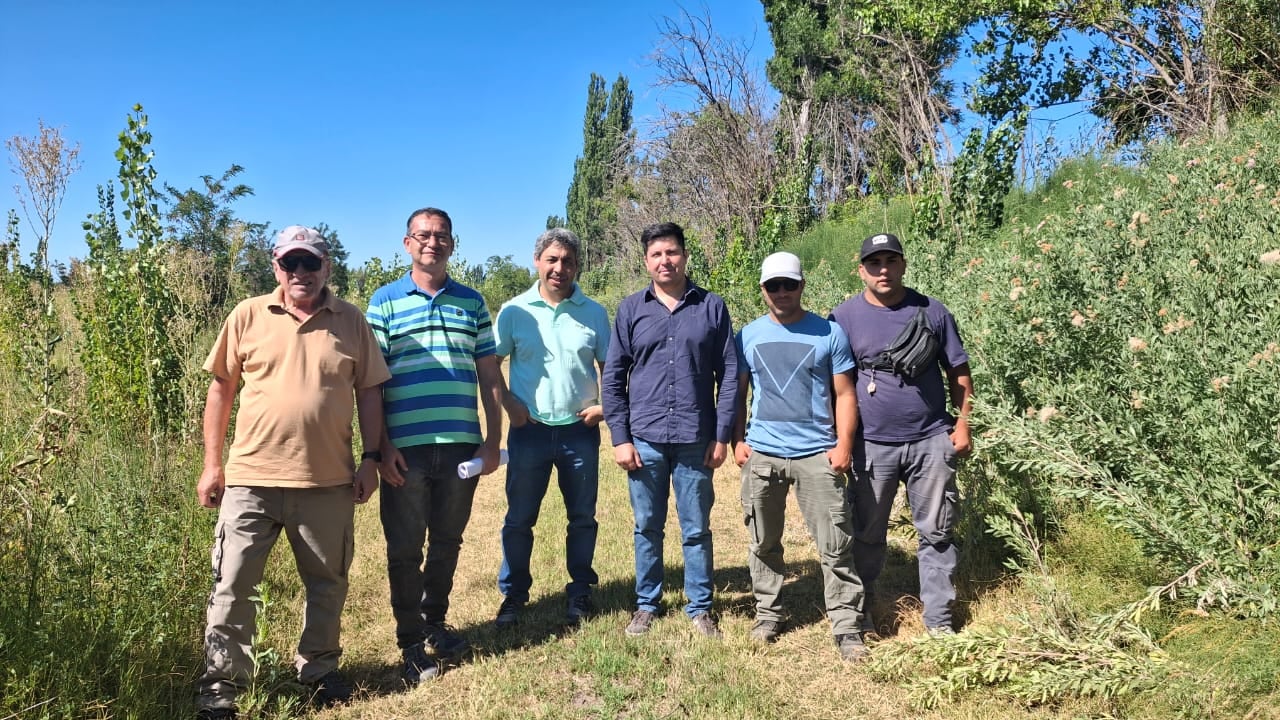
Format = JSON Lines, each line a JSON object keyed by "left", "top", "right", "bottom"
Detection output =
{"left": 732, "top": 251, "right": 868, "bottom": 661}
{"left": 493, "top": 228, "right": 611, "bottom": 628}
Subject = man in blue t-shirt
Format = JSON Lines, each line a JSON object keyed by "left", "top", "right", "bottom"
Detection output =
{"left": 829, "top": 232, "right": 975, "bottom": 637}
{"left": 732, "top": 251, "right": 868, "bottom": 662}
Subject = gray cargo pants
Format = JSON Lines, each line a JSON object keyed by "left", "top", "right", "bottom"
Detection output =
{"left": 850, "top": 431, "right": 960, "bottom": 629}
{"left": 740, "top": 450, "right": 865, "bottom": 636}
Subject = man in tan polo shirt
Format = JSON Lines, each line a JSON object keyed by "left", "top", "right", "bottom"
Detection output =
{"left": 194, "top": 226, "right": 391, "bottom": 719}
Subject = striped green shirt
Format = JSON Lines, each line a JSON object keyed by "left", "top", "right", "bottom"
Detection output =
{"left": 366, "top": 273, "right": 495, "bottom": 447}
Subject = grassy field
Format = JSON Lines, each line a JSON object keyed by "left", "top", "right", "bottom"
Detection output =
{"left": 222, "top": 408, "right": 1094, "bottom": 720}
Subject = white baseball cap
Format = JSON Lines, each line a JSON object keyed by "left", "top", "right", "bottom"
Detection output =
{"left": 759, "top": 251, "right": 803, "bottom": 283}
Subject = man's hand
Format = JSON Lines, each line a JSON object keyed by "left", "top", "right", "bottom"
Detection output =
{"left": 197, "top": 466, "right": 226, "bottom": 509}
{"left": 614, "top": 442, "right": 643, "bottom": 471}
{"left": 354, "top": 459, "right": 379, "bottom": 503}
{"left": 733, "top": 442, "right": 752, "bottom": 468}
{"left": 379, "top": 443, "right": 409, "bottom": 487}
{"left": 506, "top": 397, "right": 535, "bottom": 428}
{"left": 577, "top": 404, "right": 604, "bottom": 427}
{"left": 827, "top": 444, "right": 852, "bottom": 474}
{"left": 475, "top": 441, "right": 503, "bottom": 476}
{"left": 704, "top": 441, "right": 728, "bottom": 470}
{"left": 950, "top": 418, "right": 973, "bottom": 457}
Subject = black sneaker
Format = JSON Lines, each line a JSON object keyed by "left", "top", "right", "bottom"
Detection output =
{"left": 495, "top": 596, "right": 524, "bottom": 629}
{"left": 749, "top": 619, "right": 784, "bottom": 643}
{"left": 196, "top": 709, "right": 237, "bottom": 720}
{"left": 834, "top": 632, "right": 868, "bottom": 662}
{"left": 401, "top": 642, "right": 444, "bottom": 688}
{"left": 565, "top": 594, "right": 594, "bottom": 625}
{"left": 308, "top": 669, "right": 353, "bottom": 706}
{"left": 424, "top": 622, "right": 470, "bottom": 658}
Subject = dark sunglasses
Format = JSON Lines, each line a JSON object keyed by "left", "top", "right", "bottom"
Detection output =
{"left": 278, "top": 254, "right": 324, "bottom": 272}
{"left": 762, "top": 278, "right": 800, "bottom": 293}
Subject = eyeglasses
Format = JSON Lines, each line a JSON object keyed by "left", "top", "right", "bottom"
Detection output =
{"left": 408, "top": 231, "right": 452, "bottom": 245}
{"left": 762, "top": 278, "right": 800, "bottom": 293}
{"left": 277, "top": 253, "right": 324, "bottom": 272}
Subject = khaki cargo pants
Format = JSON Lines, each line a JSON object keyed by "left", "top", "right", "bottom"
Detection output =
{"left": 196, "top": 485, "right": 353, "bottom": 711}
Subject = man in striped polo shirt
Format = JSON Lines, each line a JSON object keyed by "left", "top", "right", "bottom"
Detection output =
{"left": 366, "top": 207, "right": 504, "bottom": 687}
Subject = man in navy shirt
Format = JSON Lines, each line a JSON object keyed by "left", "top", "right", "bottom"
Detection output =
{"left": 829, "top": 232, "right": 974, "bottom": 637}
{"left": 602, "top": 221, "right": 738, "bottom": 639}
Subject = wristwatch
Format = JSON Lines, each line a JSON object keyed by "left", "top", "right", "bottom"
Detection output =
{"left": 360, "top": 450, "right": 382, "bottom": 463}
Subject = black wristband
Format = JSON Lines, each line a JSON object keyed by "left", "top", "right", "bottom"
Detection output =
{"left": 360, "top": 450, "right": 382, "bottom": 463}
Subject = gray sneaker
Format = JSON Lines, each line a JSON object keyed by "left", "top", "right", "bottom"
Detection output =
{"left": 401, "top": 643, "right": 444, "bottom": 688}
{"left": 749, "top": 619, "right": 784, "bottom": 644}
{"left": 625, "top": 609, "right": 655, "bottom": 637}
{"left": 926, "top": 625, "right": 956, "bottom": 638}
{"left": 690, "top": 612, "right": 722, "bottom": 638}
{"left": 834, "top": 632, "right": 868, "bottom": 662}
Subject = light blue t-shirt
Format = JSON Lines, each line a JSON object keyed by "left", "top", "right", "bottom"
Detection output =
{"left": 495, "top": 282, "right": 611, "bottom": 425}
{"left": 736, "top": 311, "right": 855, "bottom": 457}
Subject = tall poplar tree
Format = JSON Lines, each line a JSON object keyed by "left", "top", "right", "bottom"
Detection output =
{"left": 566, "top": 73, "right": 633, "bottom": 271}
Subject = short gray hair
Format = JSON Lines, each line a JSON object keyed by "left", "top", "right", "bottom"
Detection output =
{"left": 534, "top": 227, "right": 581, "bottom": 261}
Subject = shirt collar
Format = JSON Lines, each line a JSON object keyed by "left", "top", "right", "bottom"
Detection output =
{"left": 400, "top": 271, "right": 455, "bottom": 298}
{"left": 644, "top": 280, "right": 702, "bottom": 304}
{"left": 268, "top": 285, "right": 338, "bottom": 314}
{"left": 518, "top": 280, "right": 585, "bottom": 307}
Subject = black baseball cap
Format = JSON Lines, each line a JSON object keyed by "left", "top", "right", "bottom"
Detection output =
{"left": 859, "top": 232, "right": 905, "bottom": 262}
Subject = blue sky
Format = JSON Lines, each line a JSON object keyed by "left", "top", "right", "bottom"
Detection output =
{"left": 1, "top": 1, "right": 773, "bottom": 270}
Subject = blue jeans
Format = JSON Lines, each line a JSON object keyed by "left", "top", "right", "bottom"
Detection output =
{"left": 498, "top": 420, "right": 601, "bottom": 603}
{"left": 380, "top": 442, "right": 478, "bottom": 648}
{"left": 628, "top": 438, "right": 715, "bottom": 617}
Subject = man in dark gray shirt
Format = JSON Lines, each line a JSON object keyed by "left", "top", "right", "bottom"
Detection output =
{"left": 602, "top": 221, "right": 738, "bottom": 639}
{"left": 829, "top": 232, "right": 974, "bottom": 637}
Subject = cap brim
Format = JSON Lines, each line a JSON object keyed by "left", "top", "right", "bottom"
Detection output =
{"left": 760, "top": 271, "right": 803, "bottom": 283}
{"left": 273, "top": 242, "right": 325, "bottom": 258}
{"left": 859, "top": 248, "right": 904, "bottom": 261}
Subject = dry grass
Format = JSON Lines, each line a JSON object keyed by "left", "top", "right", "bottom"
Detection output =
{"left": 247, "top": 397, "right": 1088, "bottom": 720}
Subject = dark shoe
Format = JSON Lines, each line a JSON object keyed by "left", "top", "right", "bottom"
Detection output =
{"left": 424, "top": 622, "right": 470, "bottom": 657}
{"left": 926, "top": 625, "right": 956, "bottom": 638}
{"left": 625, "top": 609, "right": 655, "bottom": 637}
{"left": 308, "top": 670, "right": 353, "bottom": 706}
{"left": 565, "top": 594, "right": 594, "bottom": 625}
{"left": 690, "top": 612, "right": 722, "bottom": 638}
{"left": 749, "top": 619, "right": 784, "bottom": 644}
{"left": 495, "top": 597, "right": 523, "bottom": 629}
{"left": 196, "top": 709, "right": 237, "bottom": 720}
{"left": 835, "top": 632, "right": 869, "bottom": 662}
{"left": 401, "top": 642, "right": 444, "bottom": 688}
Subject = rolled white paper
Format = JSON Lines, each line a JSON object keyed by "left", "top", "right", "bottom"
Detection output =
{"left": 457, "top": 449, "right": 510, "bottom": 478}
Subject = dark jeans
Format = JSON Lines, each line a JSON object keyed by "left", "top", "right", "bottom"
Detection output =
{"left": 498, "top": 420, "right": 601, "bottom": 603}
{"left": 380, "top": 442, "right": 478, "bottom": 648}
